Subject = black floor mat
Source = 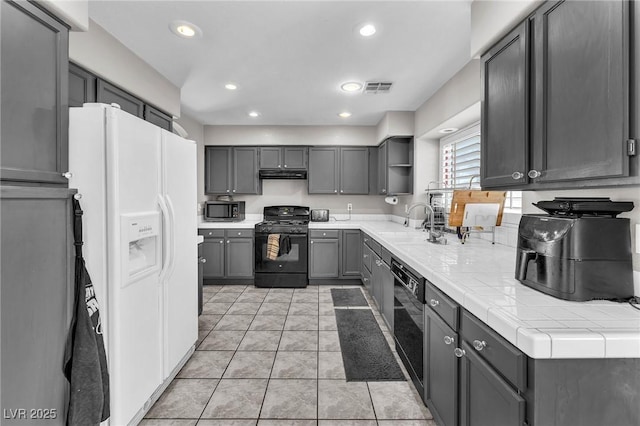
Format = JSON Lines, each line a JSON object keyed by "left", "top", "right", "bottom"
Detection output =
{"left": 335, "top": 309, "right": 406, "bottom": 382}
{"left": 330, "top": 288, "right": 368, "bottom": 307}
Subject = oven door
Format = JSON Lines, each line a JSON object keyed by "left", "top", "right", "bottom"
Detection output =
{"left": 255, "top": 233, "right": 308, "bottom": 274}
{"left": 394, "top": 278, "right": 424, "bottom": 398}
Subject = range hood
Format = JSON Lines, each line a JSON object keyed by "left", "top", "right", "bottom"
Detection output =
{"left": 259, "top": 169, "right": 307, "bottom": 179}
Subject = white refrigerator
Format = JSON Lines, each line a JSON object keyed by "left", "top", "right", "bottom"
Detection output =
{"left": 69, "top": 103, "right": 198, "bottom": 426}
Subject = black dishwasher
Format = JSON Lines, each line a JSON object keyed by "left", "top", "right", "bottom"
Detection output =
{"left": 391, "top": 259, "right": 425, "bottom": 399}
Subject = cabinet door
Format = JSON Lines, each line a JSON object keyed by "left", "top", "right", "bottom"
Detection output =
{"left": 340, "top": 230, "right": 361, "bottom": 277}
{"left": 202, "top": 239, "right": 225, "bottom": 279}
{"left": 340, "top": 147, "right": 369, "bottom": 194}
{"left": 425, "top": 308, "right": 459, "bottom": 426}
{"left": 225, "top": 238, "right": 254, "bottom": 278}
{"left": 198, "top": 244, "right": 204, "bottom": 315}
{"left": 378, "top": 142, "right": 388, "bottom": 194}
{"left": 309, "top": 238, "right": 339, "bottom": 278}
{"left": 233, "top": 147, "right": 260, "bottom": 194}
{"left": 69, "top": 62, "right": 96, "bottom": 108}
{"left": 460, "top": 341, "right": 525, "bottom": 426}
{"left": 144, "top": 105, "right": 173, "bottom": 131}
{"left": 283, "top": 146, "right": 307, "bottom": 169}
{"left": 259, "top": 147, "right": 282, "bottom": 169}
{"left": 532, "top": 0, "right": 629, "bottom": 182}
{"left": 480, "top": 21, "right": 529, "bottom": 188}
{"left": 1, "top": 0, "right": 69, "bottom": 185}
{"left": 96, "top": 79, "right": 144, "bottom": 118}
{"left": 1, "top": 187, "right": 74, "bottom": 426}
{"left": 371, "top": 253, "right": 382, "bottom": 309}
{"left": 380, "top": 260, "right": 394, "bottom": 330}
{"left": 205, "top": 146, "right": 231, "bottom": 194}
{"left": 308, "top": 147, "right": 339, "bottom": 194}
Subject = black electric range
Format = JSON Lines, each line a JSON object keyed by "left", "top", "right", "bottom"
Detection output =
{"left": 254, "top": 206, "right": 310, "bottom": 288}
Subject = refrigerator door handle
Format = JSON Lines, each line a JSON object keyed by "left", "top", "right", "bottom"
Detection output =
{"left": 165, "top": 194, "right": 177, "bottom": 278}
{"left": 158, "top": 195, "right": 172, "bottom": 284}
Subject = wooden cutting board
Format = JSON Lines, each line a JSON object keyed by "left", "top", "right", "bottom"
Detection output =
{"left": 448, "top": 190, "right": 507, "bottom": 227}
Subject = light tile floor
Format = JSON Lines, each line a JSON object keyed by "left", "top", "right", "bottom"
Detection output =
{"left": 142, "top": 284, "right": 434, "bottom": 426}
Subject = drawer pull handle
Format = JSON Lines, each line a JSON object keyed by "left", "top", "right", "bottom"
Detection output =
{"left": 511, "top": 171, "right": 524, "bottom": 180}
{"left": 444, "top": 336, "right": 454, "bottom": 345}
{"left": 238, "top": 232, "right": 242, "bottom": 235}
{"left": 454, "top": 348, "right": 466, "bottom": 358}
{"left": 429, "top": 299, "right": 439, "bottom": 307}
{"left": 473, "top": 340, "right": 487, "bottom": 351}
{"left": 199, "top": 258, "right": 207, "bottom": 264}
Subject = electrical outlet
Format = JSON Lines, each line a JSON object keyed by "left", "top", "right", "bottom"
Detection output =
{"left": 347, "top": 203, "right": 353, "bottom": 211}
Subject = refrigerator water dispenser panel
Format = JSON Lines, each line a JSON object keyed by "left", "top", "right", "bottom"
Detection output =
{"left": 121, "top": 212, "right": 161, "bottom": 286}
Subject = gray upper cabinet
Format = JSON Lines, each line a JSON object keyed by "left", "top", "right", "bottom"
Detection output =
{"left": 308, "top": 147, "right": 339, "bottom": 194}
{"left": 96, "top": 79, "right": 144, "bottom": 118}
{"left": 531, "top": 0, "right": 629, "bottom": 183}
{"left": 69, "top": 62, "right": 96, "bottom": 108}
{"left": 340, "top": 147, "right": 369, "bottom": 194}
{"left": 233, "top": 147, "right": 260, "bottom": 194}
{"left": 259, "top": 146, "right": 308, "bottom": 169}
{"left": 480, "top": 21, "right": 529, "bottom": 188}
{"left": 144, "top": 104, "right": 173, "bottom": 132}
{"left": 377, "top": 137, "right": 414, "bottom": 195}
{"left": 1, "top": 0, "right": 69, "bottom": 186}
{"left": 482, "top": 0, "right": 634, "bottom": 189}
{"left": 205, "top": 146, "right": 261, "bottom": 195}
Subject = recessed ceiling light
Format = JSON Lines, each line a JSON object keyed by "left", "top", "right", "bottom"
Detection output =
{"left": 338, "top": 112, "right": 352, "bottom": 118}
{"left": 340, "top": 82, "right": 362, "bottom": 92}
{"left": 359, "top": 24, "right": 377, "bottom": 37}
{"left": 225, "top": 83, "right": 238, "bottom": 90}
{"left": 169, "top": 20, "right": 202, "bottom": 39}
{"left": 439, "top": 127, "right": 459, "bottom": 134}
{"left": 248, "top": 111, "right": 260, "bottom": 118}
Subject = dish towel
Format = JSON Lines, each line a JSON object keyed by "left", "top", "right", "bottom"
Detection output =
{"left": 279, "top": 235, "right": 291, "bottom": 256}
{"left": 63, "top": 198, "right": 110, "bottom": 426}
{"left": 266, "top": 233, "right": 280, "bottom": 260}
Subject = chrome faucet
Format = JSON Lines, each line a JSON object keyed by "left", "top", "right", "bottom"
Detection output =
{"left": 404, "top": 202, "right": 428, "bottom": 227}
{"left": 404, "top": 202, "right": 445, "bottom": 244}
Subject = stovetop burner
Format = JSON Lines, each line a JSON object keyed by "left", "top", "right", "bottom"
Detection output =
{"left": 255, "top": 205, "right": 311, "bottom": 234}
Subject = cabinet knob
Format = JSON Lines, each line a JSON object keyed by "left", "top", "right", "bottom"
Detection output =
{"left": 473, "top": 340, "right": 487, "bottom": 351}
{"left": 322, "top": 232, "right": 326, "bottom": 236}
{"left": 340, "top": 190, "right": 344, "bottom": 193}
{"left": 62, "top": 172, "right": 73, "bottom": 179}
{"left": 528, "top": 169, "right": 542, "bottom": 179}
{"left": 382, "top": 189, "right": 386, "bottom": 193}
{"left": 238, "top": 232, "right": 242, "bottom": 235}
{"left": 226, "top": 189, "right": 230, "bottom": 193}
{"left": 429, "top": 299, "right": 440, "bottom": 307}
{"left": 376, "top": 260, "right": 382, "bottom": 266}
{"left": 363, "top": 277, "right": 369, "bottom": 282}
{"left": 219, "top": 240, "right": 224, "bottom": 244}
{"left": 454, "top": 348, "right": 466, "bottom": 358}
{"left": 334, "top": 190, "right": 338, "bottom": 193}
{"left": 278, "top": 165, "right": 282, "bottom": 168}
{"left": 444, "top": 336, "right": 454, "bottom": 345}
{"left": 200, "top": 258, "right": 207, "bottom": 263}
{"left": 364, "top": 238, "right": 368, "bottom": 243}
{"left": 511, "top": 171, "right": 524, "bottom": 180}
{"left": 226, "top": 240, "right": 230, "bottom": 244}
{"left": 232, "top": 190, "right": 236, "bottom": 193}
{"left": 310, "top": 240, "right": 314, "bottom": 244}
{"left": 284, "top": 165, "right": 288, "bottom": 168}
{"left": 363, "top": 254, "right": 368, "bottom": 258}
{"left": 208, "top": 232, "right": 213, "bottom": 236}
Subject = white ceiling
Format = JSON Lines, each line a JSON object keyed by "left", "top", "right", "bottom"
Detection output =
{"left": 89, "top": 0, "right": 472, "bottom": 126}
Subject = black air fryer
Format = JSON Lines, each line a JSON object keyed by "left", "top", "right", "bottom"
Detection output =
{"left": 515, "top": 198, "right": 634, "bottom": 301}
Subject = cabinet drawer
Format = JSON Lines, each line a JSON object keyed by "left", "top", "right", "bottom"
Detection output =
{"left": 362, "top": 243, "right": 373, "bottom": 273}
{"left": 380, "top": 246, "right": 392, "bottom": 265}
{"left": 425, "top": 281, "right": 460, "bottom": 331}
{"left": 309, "top": 229, "right": 339, "bottom": 239}
{"left": 226, "top": 229, "right": 254, "bottom": 238}
{"left": 461, "top": 310, "right": 527, "bottom": 391}
{"left": 366, "top": 237, "right": 381, "bottom": 256}
{"left": 199, "top": 229, "right": 225, "bottom": 238}
{"left": 361, "top": 265, "right": 372, "bottom": 290}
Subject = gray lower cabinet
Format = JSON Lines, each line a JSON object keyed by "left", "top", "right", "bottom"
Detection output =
{"left": 200, "top": 229, "right": 254, "bottom": 280}
{"left": 379, "top": 257, "right": 393, "bottom": 329}
{"left": 309, "top": 237, "right": 339, "bottom": 279}
{"left": 205, "top": 146, "right": 261, "bottom": 195}
{"left": 198, "top": 243, "right": 204, "bottom": 315}
{"left": 1, "top": 186, "right": 74, "bottom": 426}
{"left": 371, "top": 252, "right": 383, "bottom": 308}
{"left": 361, "top": 234, "right": 393, "bottom": 328}
{"left": 340, "top": 229, "right": 361, "bottom": 277}
{"left": 1, "top": 0, "right": 69, "bottom": 185}
{"left": 425, "top": 307, "right": 459, "bottom": 426}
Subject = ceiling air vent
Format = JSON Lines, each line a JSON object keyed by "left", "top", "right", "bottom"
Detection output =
{"left": 364, "top": 81, "right": 393, "bottom": 94}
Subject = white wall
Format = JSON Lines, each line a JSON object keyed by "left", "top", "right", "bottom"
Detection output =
{"left": 39, "top": 0, "right": 88, "bottom": 31}
{"left": 470, "top": 0, "right": 542, "bottom": 58}
{"left": 203, "top": 125, "right": 390, "bottom": 214}
{"left": 376, "top": 111, "right": 415, "bottom": 143}
{"left": 69, "top": 20, "right": 181, "bottom": 117}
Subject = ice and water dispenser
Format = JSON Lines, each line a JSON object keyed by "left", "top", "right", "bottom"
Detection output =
{"left": 121, "top": 212, "right": 161, "bottom": 286}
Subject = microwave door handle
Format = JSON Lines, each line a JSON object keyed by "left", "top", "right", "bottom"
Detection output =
{"left": 157, "top": 195, "right": 171, "bottom": 284}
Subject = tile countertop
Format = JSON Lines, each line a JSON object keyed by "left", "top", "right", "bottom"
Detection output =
{"left": 197, "top": 217, "right": 640, "bottom": 359}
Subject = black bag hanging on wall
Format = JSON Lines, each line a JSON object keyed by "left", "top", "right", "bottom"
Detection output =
{"left": 63, "top": 198, "right": 110, "bottom": 425}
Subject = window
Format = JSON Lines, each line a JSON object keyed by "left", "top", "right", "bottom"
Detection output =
{"left": 439, "top": 122, "right": 521, "bottom": 213}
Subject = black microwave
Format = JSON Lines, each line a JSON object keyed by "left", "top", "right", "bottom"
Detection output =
{"left": 203, "top": 201, "right": 245, "bottom": 222}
